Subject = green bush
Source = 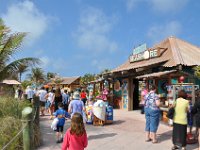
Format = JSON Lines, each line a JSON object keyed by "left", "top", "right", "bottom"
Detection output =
{"left": 0, "top": 96, "right": 31, "bottom": 150}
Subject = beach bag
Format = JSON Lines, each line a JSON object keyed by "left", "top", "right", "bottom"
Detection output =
{"left": 167, "top": 107, "right": 175, "bottom": 119}
{"left": 186, "top": 133, "right": 198, "bottom": 144}
{"left": 51, "top": 117, "right": 59, "bottom": 131}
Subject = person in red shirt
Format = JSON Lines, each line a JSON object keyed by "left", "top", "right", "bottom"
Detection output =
{"left": 62, "top": 112, "right": 88, "bottom": 150}
{"left": 80, "top": 89, "right": 87, "bottom": 105}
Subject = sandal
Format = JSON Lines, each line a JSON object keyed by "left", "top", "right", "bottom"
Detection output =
{"left": 152, "top": 140, "right": 158, "bottom": 144}
{"left": 145, "top": 139, "right": 152, "bottom": 142}
{"left": 171, "top": 145, "right": 179, "bottom": 150}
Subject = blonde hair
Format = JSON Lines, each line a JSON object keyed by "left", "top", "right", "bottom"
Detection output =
{"left": 70, "top": 113, "right": 85, "bottom": 136}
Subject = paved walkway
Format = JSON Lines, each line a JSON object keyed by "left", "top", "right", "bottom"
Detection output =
{"left": 37, "top": 110, "right": 198, "bottom": 150}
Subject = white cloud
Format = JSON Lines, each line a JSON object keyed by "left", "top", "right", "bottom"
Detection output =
{"left": 40, "top": 56, "right": 50, "bottom": 68}
{"left": 126, "top": 0, "right": 140, "bottom": 12}
{"left": 150, "top": 0, "right": 189, "bottom": 13}
{"left": 92, "top": 59, "right": 113, "bottom": 71}
{"left": 52, "top": 58, "right": 68, "bottom": 73}
{"left": 125, "top": 0, "right": 188, "bottom": 13}
{"left": 1, "top": 0, "right": 49, "bottom": 45}
{"left": 74, "top": 7, "right": 118, "bottom": 53}
{"left": 147, "top": 21, "right": 182, "bottom": 43}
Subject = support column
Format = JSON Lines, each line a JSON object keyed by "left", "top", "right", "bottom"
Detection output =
{"left": 128, "top": 77, "right": 133, "bottom": 111}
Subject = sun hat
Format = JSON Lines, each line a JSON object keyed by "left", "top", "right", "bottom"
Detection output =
{"left": 73, "top": 91, "right": 80, "bottom": 99}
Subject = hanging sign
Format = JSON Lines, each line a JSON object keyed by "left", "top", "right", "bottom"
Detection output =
{"left": 129, "top": 48, "right": 161, "bottom": 63}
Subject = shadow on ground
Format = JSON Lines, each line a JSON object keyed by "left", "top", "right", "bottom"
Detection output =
{"left": 157, "top": 130, "right": 172, "bottom": 143}
{"left": 88, "top": 133, "right": 117, "bottom": 140}
{"left": 157, "top": 130, "right": 198, "bottom": 150}
{"left": 111, "top": 120, "right": 125, "bottom": 126}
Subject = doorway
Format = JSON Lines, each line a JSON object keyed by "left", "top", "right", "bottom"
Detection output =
{"left": 133, "top": 79, "right": 139, "bottom": 110}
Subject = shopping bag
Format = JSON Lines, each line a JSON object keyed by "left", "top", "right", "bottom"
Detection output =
{"left": 51, "top": 117, "right": 59, "bottom": 131}
{"left": 167, "top": 107, "right": 175, "bottom": 119}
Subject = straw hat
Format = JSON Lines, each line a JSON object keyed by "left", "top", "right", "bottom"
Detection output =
{"left": 73, "top": 91, "right": 80, "bottom": 99}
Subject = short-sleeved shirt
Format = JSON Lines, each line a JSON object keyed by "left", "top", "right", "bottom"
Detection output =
{"left": 68, "top": 99, "right": 84, "bottom": 116}
{"left": 144, "top": 91, "right": 159, "bottom": 110}
{"left": 62, "top": 93, "right": 69, "bottom": 104}
{"left": 38, "top": 90, "right": 47, "bottom": 102}
{"left": 54, "top": 108, "right": 68, "bottom": 126}
{"left": 80, "top": 92, "right": 87, "bottom": 99}
{"left": 26, "top": 88, "right": 34, "bottom": 99}
{"left": 173, "top": 98, "right": 189, "bottom": 125}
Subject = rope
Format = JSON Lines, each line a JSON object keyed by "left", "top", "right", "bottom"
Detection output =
{"left": 1, "top": 106, "right": 39, "bottom": 150}
{"left": 1, "top": 123, "right": 27, "bottom": 150}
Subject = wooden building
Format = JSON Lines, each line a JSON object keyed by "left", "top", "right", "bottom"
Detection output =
{"left": 106, "top": 36, "right": 200, "bottom": 111}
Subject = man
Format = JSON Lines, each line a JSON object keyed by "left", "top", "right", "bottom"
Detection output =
{"left": 62, "top": 90, "right": 69, "bottom": 112}
{"left": 68, "top": 91, "right": 85, "bottom": 117}
{"left": 25, "top": 86, "right": 34, "bottom": 102}
{"left": 37, "top": 87, "right": 47, "bottom": 116}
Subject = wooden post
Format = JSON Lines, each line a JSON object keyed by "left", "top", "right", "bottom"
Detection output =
{"left": 33, "top": 96, "right": 41, "bottom": 147}
{"left": 22, "top": 107, "right": 33, "bottom": 150}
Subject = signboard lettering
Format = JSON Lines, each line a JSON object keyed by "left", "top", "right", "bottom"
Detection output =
{"left": 129, "top": 48, "right": 160, "bottom": 63}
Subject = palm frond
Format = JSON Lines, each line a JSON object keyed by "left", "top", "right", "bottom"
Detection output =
{"left": 0, "top": 33, "right": 26, "bottom": 63}
{"left": 0, "top": 57, "right": 40, "bottom": 81}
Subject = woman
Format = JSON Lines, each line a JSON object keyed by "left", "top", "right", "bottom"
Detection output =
{"left": 192, "top": 90, "right": 200, "bottom": 150}
{"left": 54, "top": 88, "right": 62, "bottom": 112}
{"left": 144, "top": 85, "right": 160, "bottom": 143}
{"left": 172, "top": 90, "right": 189, "bottom": 150}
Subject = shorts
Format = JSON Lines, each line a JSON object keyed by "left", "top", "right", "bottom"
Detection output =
{"left": 145, "top": 108, "right": 160, "bottom": 133}
{"left": 56, "top": 126, "right": 64, "bottom": 132}
{"left": 40, "top": 101, "right": 46, "bottom": 107}
{"left": 45, "top": 101, "right": 51, "bottom": 108}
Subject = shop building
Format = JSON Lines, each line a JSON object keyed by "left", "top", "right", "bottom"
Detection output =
{"left": 107, "top": 36, "right": 200, "bottom": 111}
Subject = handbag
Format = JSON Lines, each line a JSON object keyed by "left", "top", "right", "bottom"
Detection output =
{"left": 167, "top": 107, "right": 175, "bottom": 119}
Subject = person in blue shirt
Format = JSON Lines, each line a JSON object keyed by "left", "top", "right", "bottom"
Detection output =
{"left": 62, "top": 90, "right": 69, "bottom": 112}
{"left": 54, "top": 102, "right": 69, "bottom": 143}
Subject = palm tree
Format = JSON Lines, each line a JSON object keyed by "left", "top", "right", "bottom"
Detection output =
{"left": 27, "top": 67, "right": 45, "bottom": 84}
{"left": 47, "top": 72, "right": 56, "bottom": 80}
{"left": 18, "top": 64, "right": 29, "bottom": 82}
{"left": 81, "top": 73, "right": 96, "bottom": 86}
{"left": 0, "top": 18, "right": 40, "bottom": 81}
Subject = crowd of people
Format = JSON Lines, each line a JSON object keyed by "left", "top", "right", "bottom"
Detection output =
{"left": 143, "top": 84, "right": 200, "bottom": 150}
{"left": 15, "top": 85, "right": 111, "bottom": 149}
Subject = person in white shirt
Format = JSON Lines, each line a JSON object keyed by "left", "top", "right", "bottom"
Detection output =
{"left": 25, "top": 86, "right": 34, "bottom": 102}
{"left": 47, "top": 89, "right": 55, "bottom": 119}
{"left": 37, "top": 87, "right": 47, "bottom": 116}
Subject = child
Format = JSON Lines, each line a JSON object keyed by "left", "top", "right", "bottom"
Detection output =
{"left": 62, "top": 112, "right": 88, "bottom": 150}
{"left": 54, "top": 102, "right": 69, "bottom": 143}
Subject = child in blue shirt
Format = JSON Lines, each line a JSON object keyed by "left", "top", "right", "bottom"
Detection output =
{"left": 54, "top": 102, "right": 69, "bottom": 143}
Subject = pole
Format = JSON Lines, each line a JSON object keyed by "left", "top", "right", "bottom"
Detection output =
{"left": 22, "top": 107, "right": 33, "bottom": 150}
{"left": 33, "top": 96, "right": 41, "bottom": 147}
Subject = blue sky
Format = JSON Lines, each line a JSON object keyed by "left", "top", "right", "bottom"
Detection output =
{"left": 0, "top": 0, "right": 200, "bottom": 77}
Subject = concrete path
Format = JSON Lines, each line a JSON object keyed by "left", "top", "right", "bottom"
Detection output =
{"left": 37, "top": 110, "right": 198, "bottom": 150}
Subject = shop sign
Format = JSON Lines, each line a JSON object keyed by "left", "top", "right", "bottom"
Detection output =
{"left": 132, "top": 43, "right": 147, "bottom": 55}
{"left": 129, "top": 48, "right": 161, "bottom": 63}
